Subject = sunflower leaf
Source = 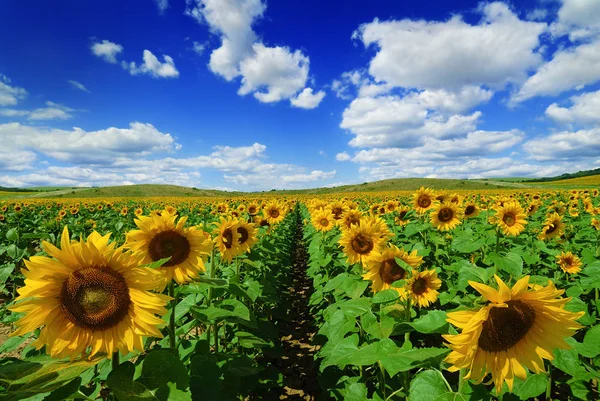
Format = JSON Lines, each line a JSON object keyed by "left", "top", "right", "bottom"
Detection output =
{"left": 372, "top": 289, "right": 400, "bottom": 304}
{"left": 409, "top": 370, "right": 448, "bottom": 401}
{"left": 514, "top": 373, "right": 547, "bottom": 400}
{"left": 144, "top": 257, "right": 172, "bottom": 269}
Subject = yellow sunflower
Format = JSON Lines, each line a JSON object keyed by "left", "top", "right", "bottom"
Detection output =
{"left": 312, "top": 209, "right": 336, "bottom": 232}
{"left": 444, "top": 275, "right": 583, "bottom": 393}
{"left": 263, "top": 200, "right": 286, "bottom": 225}
{"left": 339, "top": 220, "right": 387, "bottom": 266}
{"left": 125, "top": 210, "right": 212, "bottom": 286}
{"left": 413, "top": 187, "right": 436, "bottom": 215}
{"left": 9, "top": 226, "right": 170, "bottom": 360}
{"left": 405, "top": 269, "right": 441, "bottom": 308}
{"left": 494, "top": 201, "right": 527, "bottom": 236}
{"left": 394, "top": 207, "right": 410, "bottom": 226}
{"left": 340, "top": 209, "right": 363, "bottom": 230}
{"left": 430, "top": 202, "right": 461, "bottom": 231}
{"left": 463, "top": 203, "right": 479, "bottom": 219}
{"left": 213, "top": 217, "right": 242, "bottom": 262}
{"left": 236, "top": 220, "right": 258, "bottom": 253}
{"left": 592, "top": 217, "right": 600, "bottom": 230}
{"left": 363, "top": 245, "right": 423, "bottom": 297}
{"left": 247, "top": 202, "right": 260, "bottom": 216}
{"left": 556, "top": 251, "right": 582, "bottom": 274}
{"left": 538, "top": 212, "right": 564, "bottom": 241}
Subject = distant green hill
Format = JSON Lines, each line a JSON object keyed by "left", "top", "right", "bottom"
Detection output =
{"left": 29, "top": 184, "right": 242, "bottom": 198}
{"left": 496, "top": 168, "right": 600, "bottom": 183}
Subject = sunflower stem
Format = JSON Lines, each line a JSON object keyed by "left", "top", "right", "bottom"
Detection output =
{"left": 111, "top": 352, "right": 120, "bottom": 371}
{"left": 169, "top": 281, "right": 177, "bottom": 352}
{"left": 378, "top": 361, "right": 386, "bottom": 399}
{"left": 546, "top": 364, "right": 553, "bottom": 400}
{"left": 458, "top": 368, "right": 465, "bottom": 394}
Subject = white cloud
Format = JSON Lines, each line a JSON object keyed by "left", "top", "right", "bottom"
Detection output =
{"left": 68, "top": 80, "right": 91, "bottom": 93}
{"left": 0, "top": 75, "right": 27, "bottom": 106}
{"left": 0, "top": 109, "right": 29, "bottom": 117}
{"left": 0, "top": 122, "right": 179, "bottom": 164}
{"left": 513, "top": 38, "right": 600, "bottom": 103}
{"left": 238, "top": 43, "right": 309, "bottom": 103}
{"left": 290, "top": 88, "right": 326, "bottom": 109}
{"left": 186, "top": 0, "right": 265, "bottom": 80}
{"left": 0, "top": 150, "right": 36, "bottom": 172}
{"left": 336, "top": 152, "right": 351, "bottom": 161}
{"left": 91, "top": 40, "right": 123, "bottom": 64}
{"left": 545, "top": 89, "right": 600, "bottom": 125}
{"left": 192, "top": 41, "right": 206, "bottom": 55}
{"left": 355, "top": 2, "right": 545, "bottom": 90}
{"left": 186, "top": 0, "right": 323, "bottom": 107}
{"left": 155, "top": 0, "right": 169, "bottom": 14}
{"left": 28, "top": 101, "right": 74, "bottom": 120}
{"left": 281, "top": 170, "right": 336, "bottom": 183}
{"left": 551, "top": 0, "right": 600, "bottom": 40}
{"left": 524, "top": 128, "right": 600, "bottom": 161}
{"left": 527, "top": 8, "right": 548, "bottom": 21}
{"left": 126, "top": 50, "right": 180, "bottom": 78}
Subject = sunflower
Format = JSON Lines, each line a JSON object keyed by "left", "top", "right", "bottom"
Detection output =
{"left": 556, "top": 251, "right": 582, "bottom": 274}
{"left": 9, "top": 226, "right": 169, "bottom": 360}
{"left": 339, "top": 220, "right": 387, "bottom": 266}
{"left": 539, "top": 212, "right": 564, "bottom": 241}
{"left": 0, "top": 214, "right": 5, "bottom": 222}
{"left": 405, "top": 269, "right": 441, "bottom": 307}
{"left": 263, "top": 200, "right": 286, "bottom": 225}
{"left": 120, "top": 207, "right": 128, "bottom": 216}
{"left": 431, "top": 202, "right": 461, "bottom": 231}
{"left": 135, "top": 208, "right": 143, "bottom": 216}
{"left": 592, "top": 218, "right": 600, "bottom": 230}
{"left": 247, "top": 202, "right": 260, "bottom": 216}
{"left": 568, "top": 207, "right": 579, "bottom": 217}
{"left": 312, "top": 209, "right": 335, "bottom": 232}
{"left": 213, "top": 217, "right": 242, "bottom": 262}
{"left": 341, "top": 209, "right": 363, "bottom": 230}
{"left": 329, "top": 201, "right": 349, "bottom": 221}
{"left": 236, "top": 220, "right": 258, "bottom": 253}
{"left": 463, "top": 203, "right": 479, "bottom": 219}
{"left": 494, "top": 201, "right": 527, "bottom": 236}
{"left": 363, "top": 245, "right": 423, "bottom": 297}
{"left": 394, "top": 207, "right": 410, "bottom": 226}
{"left": 125, "top": 210, "right": 212, "bottom": 286}
{"left": 526, "top": 202, "right": 539, "bottom": 216}
{"left": 444, "top": 275, "right": 583, "bottom": 393}
{"left": 413, "top": 187, "right": 436, "bottom": 215}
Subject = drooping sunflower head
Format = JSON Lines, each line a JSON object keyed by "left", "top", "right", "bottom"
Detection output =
{"left": 405, "top": 269, "right": 441, "bottom": 308}
{"left": 431, "top": 202, "right": 461, "bottom": 231}
{"left": 329, "top": 201, "right": 348, "bottom": 220}
{"left": 539, "top": 212, "right": 564, "bottom": 241}
{"left": 338, "top": 220, "right": 387, "bottom": 266}
{"left": 444, "top": 275, "right": 583, "bottom": 393}
{"left": 463, "top": 203, "right": 479, "bottom": 219}
{"left": 213, "top": 217, "right": 243, "bottom": 262}
{"left": 494, "top": 201, "right": 527, "bottom": 236}
{"left": 413, "top": 187, "right": 436, "bottom": 215}
{"left": 9, "top": 226, "right": 170, "bottom": 360}
{"left": 363, "top": 245, "right": 422, "bottom": 297}
{"left": 236, "top": 220, "right": 258, "bottom": 253}
{"left": 125, "top": 210, "right": 212, "bottom": 286}
{"left": 556, "top": 251, "right": 582, "bottom": 274}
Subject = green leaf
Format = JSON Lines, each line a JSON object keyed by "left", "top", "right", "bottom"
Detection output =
{"left": 372, "top": 289, "right": 400, "bottom": 304}
{"left": 0, "top": 263, "right": 16, "bottom": 285}
{"left": 339, "top": 298, "right": 372, "bottom": 318}
{"left": 144, "top": 257, "right": 172, "bottom": 269}
{"left": 344, "top": 382, "right": 369, "bottom": 401}
{"left": 343, "top": 279, "right": 369, "bottom": 299}
{"left": 235, "top": 331, "right": 273, "bottom": 349}
{"left": 393, "top": 310, "right": 448, "bottom": 335}
{"left": 6, "top": 228, "right": 18, "bottom": 242}
{"left": 491, "top": 252, "right": 523, "bottom": 277}
{"left": 138, "top": 350, "right": 189, "bottom": 399}
{"left": 0, "top": 335, "right": 29, "bottom": 354}
{"left": 574, "top": 324, "right": 600, "bottom": 358}
{"left": 190, "top": 354, "right": 222, "bottom": 400}
{"left": 380, "top": 347, "right": 449, "bottom": 376}
{"left": 409, "top": 370, "right": 448, "bottom": 401}
{"left": 319, "top": 334, "right": 360, "bottom": 369}
{"left": 0, "top": 356, "right": 100, "bottom": 401}
{"left": 107, "top": 362, "right": 159, "bottom": 401}
{"left": 323, "top": 273, "right": 348, "bottom": 293}
{"left": 196, "top": 277, "right": 228, "bottom": 287}
{"left": 433, "top": 393, "right": 467, "bottom": 401}
{"left": 191, "top": 299, "right": 250, "bottom": 324}
{"left": 42, "top": 377, "right": 81, "bottom": 401}
{"left": 515, "top": 373, "right": 547, "bottom": 400}
{"left": 361, "top": 312, "right": 394, "bottom": 339}
{"left": 351, "top": 339, "right": 400, "bottom": 366}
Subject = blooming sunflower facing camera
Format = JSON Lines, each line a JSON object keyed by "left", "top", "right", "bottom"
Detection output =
{"left": 363, "top": 245, "right": 423, "bottom": 297}
{"left": 9, "top": 226, "right": 170, "bottom": 360}
{"left": 339, "top": 219, "right": 388, "bottom": 266}
{"left": 405, "top": 269, "right": 441, "bottom": 307}
{"left": 431, "top": 201, "right": 461, "bottom": 231}
{"left": 493, "top": 201, "right": 527, "bottom": 236}
{"left": 213, "top": 216, "right": 242, "bottom": 262}
{"left": 444, "top": 275, "right": 583, "bottom": 393}
{"left": 125, "top": 209, "right": 212, "bottom": 286}
{"left": 556, "top": 251, "right": 582, "bottom": 274}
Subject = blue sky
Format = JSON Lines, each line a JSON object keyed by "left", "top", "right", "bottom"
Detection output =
{"left": 0, "top": 0, "right": 599, "bottom": 191}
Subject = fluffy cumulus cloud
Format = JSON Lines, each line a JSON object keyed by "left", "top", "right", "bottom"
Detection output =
{"left": 1, "top": 101, "right": 75, "bottom": 121}
{"left": 0, "top": 75, "right": 27, "bottom": 106}
{"left": 545, "top": 89, "right": 600, "bottom": 125}
{"left": 551, "top": 0, "right": 600, "bottom": 40}
{"left": 91, "top": 40, "right": 123, "bottom": 64}
{"left": 125, "top": 50, "right": 180, "bottom": 78}
{"left": 354, "top": 2, "right": 545, "bottom": 90}
{"left": 186, "top": 0, "right": 324, "bottom": 108}
{"left": 512, "top": 39, "right": 600, "bottom": 103}
{"left": 91, "top": 40, "right": 179, "bottom": 79}
{"left": 524, "top": 128, "right": 600, "bottom": 161}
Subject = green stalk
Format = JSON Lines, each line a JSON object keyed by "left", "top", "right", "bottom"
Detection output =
{"left": 546, "top": 364, "right": 553, "bottom": 401}
{"left": 111, "top": 352, "right": 120, "bottom": 371}
{"left": 458, "top": 368, "right": 465, "bottom": 394}
{"left": 378, "top": 361, "right": 387, "bottom": 399}
{"left": 169, "top": 281, "right": 177, "bottom": 351}
{"left": 404, "top": 298, "right": 412, "bottom": 399}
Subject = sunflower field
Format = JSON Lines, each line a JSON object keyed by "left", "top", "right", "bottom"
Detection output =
{"left": 0, "top": 188, "right": 599, "bottom": 401}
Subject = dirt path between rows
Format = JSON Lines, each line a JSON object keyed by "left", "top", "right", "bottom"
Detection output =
{"left": 263, "top": 219, "right": 320, "bottom": 401}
